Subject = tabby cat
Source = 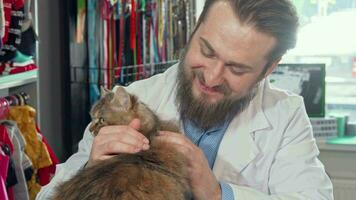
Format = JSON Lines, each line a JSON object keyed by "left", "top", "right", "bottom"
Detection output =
{"left": 51, "top": 87, "right": 191, "bottom": 200}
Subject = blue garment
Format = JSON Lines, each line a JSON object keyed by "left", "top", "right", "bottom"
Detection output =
{"left": 88, "top": 0, "right": 100, "bottom": 105}
{"left": 183, "top": 120, "right": 235, "bottom": 200}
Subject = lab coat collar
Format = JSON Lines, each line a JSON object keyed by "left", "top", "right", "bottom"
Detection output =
{"left": 213, "top": 78, "right": 272, "bottom": 176}
{"left": 155, "top": 66, "right": 272, "bottom": 175}
{"left": 248, "top": 78, "right": 272, "bottom": 133}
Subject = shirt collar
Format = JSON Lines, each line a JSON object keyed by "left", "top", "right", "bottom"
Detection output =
{"left": 183, "top": 118, "right": 231, "bottom": 135}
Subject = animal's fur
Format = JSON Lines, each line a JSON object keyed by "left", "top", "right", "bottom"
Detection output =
{"left": 51, "top": 87, "right": 191, "bottom": 200}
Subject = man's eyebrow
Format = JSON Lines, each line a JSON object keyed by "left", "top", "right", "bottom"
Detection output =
{"left": 199, "top": 37, "right": 254, "bottom": 70}
{"left": 199, "top": 37, "right": 215, "bottom": 53}
{"left": 226, "top": 61, "right": 253, "bottom": 70}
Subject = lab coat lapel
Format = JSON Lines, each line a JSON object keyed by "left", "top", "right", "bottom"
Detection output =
{"left": 213, "top": 79, "right": 271, "bottom": 178}
{"left": 151, "top": 71, "right": 272, "bottom": 177}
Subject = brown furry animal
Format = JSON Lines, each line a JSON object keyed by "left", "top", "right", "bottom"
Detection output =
{"left": 51, "top": 87, "right": 191, "bottom": 200}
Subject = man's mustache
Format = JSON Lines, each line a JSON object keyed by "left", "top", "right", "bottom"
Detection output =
{"left": 193, "top": 70, "right": 232, "bottom": 96}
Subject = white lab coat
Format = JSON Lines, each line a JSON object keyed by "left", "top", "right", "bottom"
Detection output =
{"left": 36, "top": 63, "right": 333, "bottom": 200}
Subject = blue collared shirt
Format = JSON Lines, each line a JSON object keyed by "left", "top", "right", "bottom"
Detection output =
{"left": 183, "top": 120, "right": 235, "bottom": 200}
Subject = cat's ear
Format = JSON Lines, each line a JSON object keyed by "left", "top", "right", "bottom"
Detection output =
{"left": 100, "top": 86, "right": 111, "bottom": 97}
{"left": 114, "top": 86, "right": 132, "bottom": 109}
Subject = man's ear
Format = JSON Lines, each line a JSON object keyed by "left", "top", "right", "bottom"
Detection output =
{"left": 264, "top": 58, "right": 281, "bottom": 78}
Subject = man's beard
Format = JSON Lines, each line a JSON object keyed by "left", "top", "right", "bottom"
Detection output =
{"left": 175, "top": 61, "right": 260, "bottom": 131}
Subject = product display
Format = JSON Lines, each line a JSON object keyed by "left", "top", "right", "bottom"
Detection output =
{"left": 83, "top": 0, "right": 195, "bottom": 104}
{"left": 0, "top": 0, "right": 37, "bottom": 77}
{"left": 310, "top": 117, "right": 338, "bottom": 138}
{"left": 0, "top": 94, "right": 57, "bottom": 200}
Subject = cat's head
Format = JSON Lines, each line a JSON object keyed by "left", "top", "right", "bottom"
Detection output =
{"left": 89, "top": 86, "right": 157, "bottom": 136}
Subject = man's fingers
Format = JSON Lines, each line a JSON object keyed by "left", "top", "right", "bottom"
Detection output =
{"left": 129, "top": 118, "right": 141, "bottom": 130}
{"left": 117, "top": 133, "right": 149, "bottom": 150}
{"left": 157, "top": 131, "right": 189, "bottom": 145}
{"left": 104, "top": 141, "right": 142, "bottom": 154}
{"left": 98, "top": 155, "right": 116, "bottom": 161}
{"left": 128, "top": 119, "right": 150, "bottom": 144}
{"left": 156, "top": 132, "right": 194, "bottom": 151}
{"left": 159, "top": 130, "right": 181, "bottom": 136}
{"left": 97, "top": 132, "right": 150, "bottom": 151}
{"left": 156, "top": 131, "right": 204, "bottom": 159}
{"left": 88, "top": 123, "right": 151, "bottom": 167}
{"left": 98, "top": 125, "right": 149, "bottom": 144}
{"left": 126, "top": 127, "right": 149, "bottom": 144}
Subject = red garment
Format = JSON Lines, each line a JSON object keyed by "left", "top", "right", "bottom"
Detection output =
{"left": 0, "top": 149, "right": 9, "bottom": 183}
{"left": 0, "top": 149, "right": 9, "bottom": 200}
{"left": 0, "top": 125, "right": 14, "bottom": 200}
{"left": 0, "top": 98, "right": 10, "bottom": 120}
{"left": 35, "top": 125, "right": 58, "bottom": 186}
{"left": 0, "top": 62, "right": 38, "bottom": 75}
{"left": 0, "top": 177, "right": 9, "bottom": 200}
{"left": 129, "top": 0, "right": 136, "bottom": 50}
{"left": 136, "top": 0, "right": 143, "bottom": 80}
{"left": 2, "top": 0, "right": 25, "bottom": 43}
{"left": 105, "top": 18, "right": 110, "bottom": 88}
{"left": 6, "top": 188, "right": 13, "bottom": 200}
{"left": 115, "top": 0, "right": 125, "bottom": 79}
{"left": 0, "top": 125, "right": 13, "bottom": 153}
{"left": 8, "top": 64, "right": 37, "bottom": 74}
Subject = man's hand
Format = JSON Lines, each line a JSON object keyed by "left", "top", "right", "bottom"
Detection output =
{"left": 157, "top": 131, "right": 221, "bottom": 200}
{"left": 87, "top": 118, "right": 150, "bottom": 167}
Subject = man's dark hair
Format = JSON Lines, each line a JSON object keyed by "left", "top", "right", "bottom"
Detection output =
{"left": 193, "top": 0, "right": 299, "bottom": 63}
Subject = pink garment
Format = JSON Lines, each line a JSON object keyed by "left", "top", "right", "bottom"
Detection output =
{"left": 0, "top": 149, "right": 9, "bottom": 200}
{"left": 2, "top": 0, "right": 25, "bottom": 43}
{"left": 35, "top": 125, "right": 58, "bottom": 186}
{"left": 0, "top": 125, "right": 13, "bottom": 153}
{"left": 0, "top": 98, "right": 10, "bottom": 119}
{"left": 0, "top": 125, "right": 14, "bottom": 200}
{"left": 0, "top": 177, "right": 9, "bottom": 200}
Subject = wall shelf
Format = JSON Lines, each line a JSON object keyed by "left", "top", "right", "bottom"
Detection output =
{"left": 0, "top": 70, "right": 38, "bottom": 90}
{"left": 317, "top": 136, "right": 356, "bottom": 152}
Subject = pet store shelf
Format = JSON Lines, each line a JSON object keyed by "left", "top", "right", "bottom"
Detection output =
{"left": 0, "top": 70, "right": 38, "bottom": 90}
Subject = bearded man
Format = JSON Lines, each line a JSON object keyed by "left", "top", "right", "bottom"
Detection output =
{"left": 37, "top": 0, "right": 333, "bottom": 199}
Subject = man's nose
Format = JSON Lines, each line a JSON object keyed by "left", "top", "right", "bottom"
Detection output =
{"left": 204, "top": 60, "right": 225, "bottom": 87}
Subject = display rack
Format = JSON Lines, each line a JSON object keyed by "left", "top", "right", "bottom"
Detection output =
{"left": 0, "top": 70, "right": 39, "bottom": 114}
{"left": 0, "top": 0, "right": 40, "bottom": 120}
{"left": 0, "top": 70, "right": 38, "bottom": 89}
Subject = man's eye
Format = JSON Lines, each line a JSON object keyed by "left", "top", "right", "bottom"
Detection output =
{"left": 201, "top": 49, "right": 215, "bottom": 58}
{"left": 229, "top": 67, "right": 246, "bottom": 75}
